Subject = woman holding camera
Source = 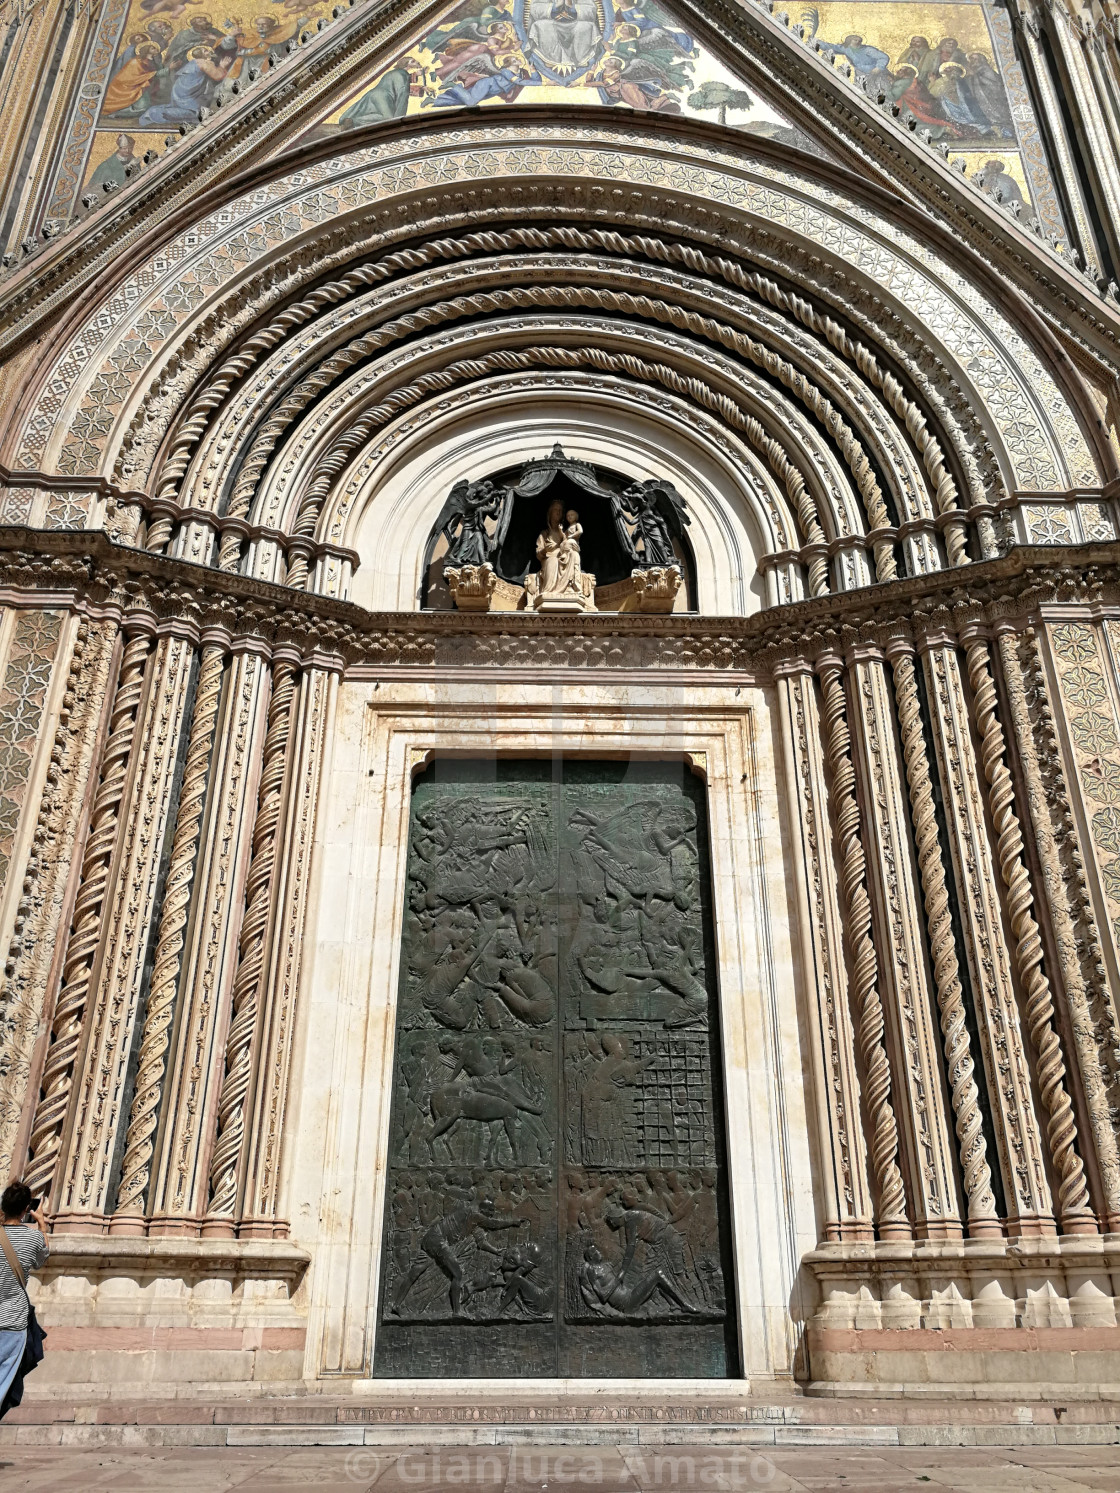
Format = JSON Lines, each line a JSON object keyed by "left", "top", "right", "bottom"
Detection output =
{"left": 0, "top": 1183, "right": 48, "bottom": 1414}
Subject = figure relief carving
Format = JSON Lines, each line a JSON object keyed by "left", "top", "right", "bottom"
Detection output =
{"left": 565, "top": 796, "right": 707, "bottom": 1029}
{"left": 377, "top": 763, "right": 734, "bottom": 1377}
{"left": 565, "top": 1168, "right": 724, "bottom": 1323}
{"left": 437, "top": 478, "right": 512, "bottom": 570}
{"left": 617, "top": 480, "right": 688, "bottom": 570}
{"left": 386, "top": 1168, "right": 552, "bottom": 1323}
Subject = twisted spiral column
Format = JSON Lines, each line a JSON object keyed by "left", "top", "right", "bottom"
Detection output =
{"left": 23, "top": 630, "right": 152, "bottom": 1198}
{"left": 817, "top": 657, "right": 910, "bottom": 1236}
{"left": 111, "top": 642, "right": 226, "bottom": 1224}
{"left": 964, "top": 634, "right": 1095, "bottom": 1233}
{"left": 887, "top": 641, "right": 999, "bottom": 1233}
{"left": 204, "top": 660, "right": 297, "bottom": 1229}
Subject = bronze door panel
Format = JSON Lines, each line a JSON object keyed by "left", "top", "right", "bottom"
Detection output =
{"left": 373, "top": 760, "right": 737, "bottom": 1378}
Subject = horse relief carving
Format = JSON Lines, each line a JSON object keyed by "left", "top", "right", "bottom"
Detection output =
{"left": 376, "top": 764, "right": 732, "bottom": 1377}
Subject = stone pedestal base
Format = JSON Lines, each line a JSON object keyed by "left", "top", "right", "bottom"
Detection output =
{"left": 443, "top": 564, "right": 524, "bottom": 612}
{"left": 803, "top": 1237, "right": 1120, "bottom": 1396}
{"left": 525, "top": 571, "right": 597, "bottom": 612}
{"left": 806, "top": 1324, "right": 1120, "bottom": 1398}
{"left": 444, "top": 565, "right": 683, "bottom": 613}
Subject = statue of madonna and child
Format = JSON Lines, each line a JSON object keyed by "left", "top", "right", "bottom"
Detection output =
{"left": 524, "top": 499, "right": 596, "bottom": 612}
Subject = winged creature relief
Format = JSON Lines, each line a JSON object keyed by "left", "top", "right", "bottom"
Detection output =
{"left": 613, "top": 477, "right": 690, "bottom": 569}
{"left": 432, "top": 477, "right": 513, "bottom": 569}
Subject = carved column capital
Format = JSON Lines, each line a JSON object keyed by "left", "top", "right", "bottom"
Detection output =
{"left": 121, "top": 610, "right": 158, "bottom": 640}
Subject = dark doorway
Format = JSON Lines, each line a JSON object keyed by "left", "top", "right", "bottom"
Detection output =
{"left": 373, "top": 759, "right": 739, "bottom": 1379}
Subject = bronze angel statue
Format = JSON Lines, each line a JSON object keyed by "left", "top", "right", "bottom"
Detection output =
{"left": 612, "top": 478, "right": 690, "bottom": 569}
{"left": 432, "top": 477, "right": 513, "bottom": 569}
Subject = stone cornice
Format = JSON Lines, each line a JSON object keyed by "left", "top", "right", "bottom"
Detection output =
{"left": 0, "top": 527, "right": 1115, "bottom": 675}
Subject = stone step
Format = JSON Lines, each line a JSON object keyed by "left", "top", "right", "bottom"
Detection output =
{"left": 2, "top": 1387, "right": 1118, "bottom": 1449}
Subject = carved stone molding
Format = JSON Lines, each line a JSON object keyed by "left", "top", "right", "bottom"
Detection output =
{"left": 805, "top": 1235, "right": 1120, "bottom": 1331}
{"left": 816, "top": 656, "right": 909, "bottom": 1237}
{"left": 886, "top": 643, "right": 999, "bottom": 1235}
{"left": 56, "top": 632, "right": 194, "bottom": 1226}
{"left": 112, "top": 642, "right": 225, "bottom": 1228}
{"left": 776, "top": 669, "right": 872, "bottom": 1240}
{"left": 3, "top": 532, "right": 1120, "bottom": 680}
{"left": 147, "top": 650, "right": 268, "bottom": 1234}
{"left": 846, "top": 654, "right": 959, "bottom": 1235}
{"left": 8, "top": 126, "right": 1094, "bottom": 499}
{"left": 36, "top": 1233, "right": 310, "bottom": 1289}
{"left": 0, "top": 615, "right": 114, "bottom": 1180}
{"left": 999, "top": 625, "right": 1120, "bottom": 1230}
{"left": 204, "top": 660, "right": 298, "bottom": 1234}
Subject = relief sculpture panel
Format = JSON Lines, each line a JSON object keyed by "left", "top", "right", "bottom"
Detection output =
{"left": 374, "top": 760, "right": 736, "bottom": 1378}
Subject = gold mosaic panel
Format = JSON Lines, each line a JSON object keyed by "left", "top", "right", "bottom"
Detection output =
{"left": 303, "top": 0, "right": 812, "bottom": 150}
{"left": 45, "top": 0, "right": 347, "bottom": 225}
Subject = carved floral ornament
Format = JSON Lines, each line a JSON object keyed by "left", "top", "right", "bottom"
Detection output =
{"left": 1, "top": 120, "right": 1106, "bottom": 612}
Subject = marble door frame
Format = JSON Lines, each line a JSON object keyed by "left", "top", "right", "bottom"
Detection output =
{"left": 289, "top": 677, "right": 817, "bottom": 1387}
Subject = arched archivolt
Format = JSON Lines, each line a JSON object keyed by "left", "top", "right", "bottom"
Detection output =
{"left": 315, "top": 375, "right": 789, "bottom": 614}
{"left": 2, "top": 115, "right": 1109, "bottom": 609}
{"left": 240, "top": 311, "right": 870, "bottom": 589}
{"left": 164, "top": 246, "right": 939, "bottom": 588}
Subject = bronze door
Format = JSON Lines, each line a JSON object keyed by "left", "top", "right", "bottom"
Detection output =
{"left": 373, "top": 760, "right": 738, "bottom": 1378}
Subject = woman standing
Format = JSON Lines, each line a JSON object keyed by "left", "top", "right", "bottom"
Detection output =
{"left": 0, "top": 1182, "right": 48, "bottom": 1415}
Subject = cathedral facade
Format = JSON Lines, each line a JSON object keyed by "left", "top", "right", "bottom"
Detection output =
{"left": 0, "top": 0, "right": 1119, "bottom": 1401}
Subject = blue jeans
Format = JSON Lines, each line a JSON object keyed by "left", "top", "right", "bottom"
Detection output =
{"left": 0, "top": 1328, "right": 24, "bottom": 1405}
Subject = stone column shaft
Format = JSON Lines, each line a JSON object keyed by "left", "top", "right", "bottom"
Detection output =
{"left": 203, "top": 659, "right": 299, "bottom": 1235}
{"left": 55, "top": 633, "right": 195, "bottom": 1226}
{"left": 1003, "top": 625, "right": 1120, "bottom": 1230}
{"left": 110, "top": 641, "right": 226, "bottom": 1230}
{"left": 920, "top": 640, "right": 1052, "bottom": 1232}
{"left": 816, "top": 656, "right": 910, "bottom": 1237}
{"left": 147, "top": 649, "right": 269, "bottom": 1231}
{"left": 23, "top": 629, "right": 152, "bottom": 1202}
{"left": 241, "top": 666, "right": 334, "bottom": 1236}
{"left": 0, "top": 617, "right": 116, "bottom": 1181}
{"left": 847, "top": 652, "right": 960, "bottom": 1237}
{"left": 887, "top": 640, "right": 999, "bottom": 1236}
{"left": 776, "top": 667, "right": 873, "bottom": 1240}
{"left": 964, "top": 633, "right": 1094, "bottom": 1234}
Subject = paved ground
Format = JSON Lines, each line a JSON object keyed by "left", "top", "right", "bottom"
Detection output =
{"left": 0, "top": 1445, "right": 1118, "bottom": 1491}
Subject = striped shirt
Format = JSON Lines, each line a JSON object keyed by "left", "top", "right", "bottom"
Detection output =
{"left": 0, "top": 1225, "right": 48, "bottom": 1331}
